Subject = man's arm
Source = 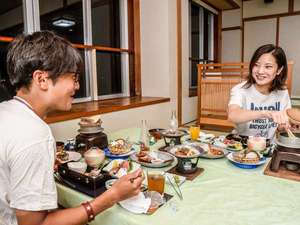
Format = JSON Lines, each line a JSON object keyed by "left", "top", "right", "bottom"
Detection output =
{"left": 16, "top": 169, "right": 143, "bottom": 225}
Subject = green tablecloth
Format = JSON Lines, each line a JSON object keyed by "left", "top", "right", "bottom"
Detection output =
{"left": 57, "top": 128, "right": 300, "bottom": 225}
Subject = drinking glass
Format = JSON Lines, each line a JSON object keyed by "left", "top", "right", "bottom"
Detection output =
{"left": 189, "top": 126, "right": 200, "bottom": 141}
{"left": 147, "top": 171, "right": 165, "bottom": 195}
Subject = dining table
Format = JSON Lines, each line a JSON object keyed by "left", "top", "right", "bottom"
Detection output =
{"left": 56, "top": 127, "right": 300, "bottom": 225}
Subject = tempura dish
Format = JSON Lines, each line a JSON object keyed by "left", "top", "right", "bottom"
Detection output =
{"left": 108, "top": 139, "right": 132, "bottom": 155}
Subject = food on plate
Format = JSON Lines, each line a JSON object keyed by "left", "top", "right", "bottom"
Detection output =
{"left": 140, "top": 143, "right": 150, "bottom": 152}
{"left": 247, "top": 136, "right": 266, "bottom": 152}
{"left": 109, "top": 139, "right": 132, "bottom": 155}
{"left": 56, "top": 151, "right": 69, "bottom": 161}
{"left": 208, "top": 146, "right": 224, "bottom": 156}
{"left": 135, "top": 151, "right": 169, "bottom": 164}
{"left": 136, "top": 151, "right": 152, "bottom": 163}
{"left": 232, "top": 150, "right": 261, "bottom": 164}
{"left": 224, "top": 139, "right": 243, "bottom": 150}
{"left": 175, "top": 147, "right": 197, "bottom": 157}
{"left": 109, "top": 160, "right": 133, "bottom": 176}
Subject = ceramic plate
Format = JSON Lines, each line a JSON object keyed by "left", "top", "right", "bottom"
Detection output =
{"left": 130, "top": 151, "right": 175, "bottom": 168}
{"left": 57, "top": 151, "right": 82, "bottom": 163}
{"left": 104, "top": 147, "right": 136, "bottom": 159}
{"left": 169, "top": 144, "right": 204, "bottom": 159}
{"left": 227, "top": 152, "right": 266, "bottom": 169}
{"left": 200, "top": 147, "right": 228, "bottom": 159}
{"left": 102, "top": 159, "right": 141, "bottom": 178}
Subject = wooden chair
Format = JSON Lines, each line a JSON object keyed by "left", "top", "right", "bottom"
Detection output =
{"left": 197, "top": 61, "right": 294, "bottom": 129}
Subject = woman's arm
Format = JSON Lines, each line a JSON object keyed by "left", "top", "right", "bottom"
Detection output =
{"left": 228, "top": 104, "right": 289, "bottom": 126}
{"left": 228, "top": 104, "right": 266, "bottom": 124}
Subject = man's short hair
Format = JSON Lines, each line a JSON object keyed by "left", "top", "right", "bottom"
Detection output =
{"left": 7, "top": 30, "right": 83, "bottom": 90}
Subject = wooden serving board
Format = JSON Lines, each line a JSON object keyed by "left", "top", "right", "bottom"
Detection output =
{"left": 166, "top": 166, "right": 204, "bottom": 181}
{"left": 264, "top": 161, "right": 300, "bottom": 182}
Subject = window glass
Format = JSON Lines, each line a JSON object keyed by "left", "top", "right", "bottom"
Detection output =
{"left": 0, "top": 0, "right": 24, "bottom": 98}
{"left": 39, "top": 0, "right": 88, "bottom": 98}
{"left": 96, "top": 51, "right": 122, "bottom": 96}
{"left": 91, "top": 0, "right": 121, "bottom": 48}
{"left": 0, "top": 0, "right": 24, "bottom": 37}
{"left": 39, "top": 0, "right": 84, "bottom": 44}
{"left": 74, "top": 49, "right": 88, "bottom": 98}
{"left": 189, "top": 2, "right": 215, "bottom": 88}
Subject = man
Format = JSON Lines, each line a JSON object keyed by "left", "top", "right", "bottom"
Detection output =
{"left": 0, "top": 31, "right": 143, "bottom": 225}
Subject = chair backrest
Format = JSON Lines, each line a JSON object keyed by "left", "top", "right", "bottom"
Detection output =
{"left": 197, "top": 61, "right": 294, "bottom": 127}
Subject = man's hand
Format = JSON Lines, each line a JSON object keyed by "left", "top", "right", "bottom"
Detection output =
{"left": 109, "top": 169, "right": 144, "bottom": 202}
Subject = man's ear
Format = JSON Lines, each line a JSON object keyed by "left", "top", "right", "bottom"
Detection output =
{"left": 277, "top": 66, "right": 283, "bottom": 75}
{"left": 31, "top": 70, "right": 50, "bottom": 90}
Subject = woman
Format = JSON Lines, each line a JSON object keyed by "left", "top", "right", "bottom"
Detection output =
{"left": 228, "top": 44, "right": 291, "bottom": 140}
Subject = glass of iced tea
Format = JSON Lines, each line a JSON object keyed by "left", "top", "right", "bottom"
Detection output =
{"left": 189, "top": 126, "right": 200, "bottom": 141}
{"left": 147, "top": 171, "right": 165, "bottom": 195}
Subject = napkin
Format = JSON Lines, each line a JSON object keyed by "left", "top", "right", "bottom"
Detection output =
{"left": 119, "top": 192, "right": 151, "bottom": 214}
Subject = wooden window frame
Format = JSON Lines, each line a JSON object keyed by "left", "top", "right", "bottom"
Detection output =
{"left": 188, "top": 3, "right": 219, "bottom": 97}
{"left": 0, "top": 0, "right": 141, "bottom": 98}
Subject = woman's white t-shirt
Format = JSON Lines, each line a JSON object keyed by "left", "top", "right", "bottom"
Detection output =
{"left": 228, "top": 81, "right": 291, "bottom": 140}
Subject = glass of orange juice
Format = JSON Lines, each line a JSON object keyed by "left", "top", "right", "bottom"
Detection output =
{"left": 147, "top": 171, "right": 165, "bottom": 195}
{"left": 189, "top": 126, "right": 200, "bottom": 141}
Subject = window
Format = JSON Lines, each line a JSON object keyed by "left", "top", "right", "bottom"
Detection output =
{"left": 91, "top": 0, "right": 128, "bottom": 99}
{"left": 0, "top": 0, "right": 24, "bottom": 98}
{"left": 189, "top": 1, "right": 216, "bottom": 90}
{"left": 0, "top": 0, "right": 139, "bottom": 102}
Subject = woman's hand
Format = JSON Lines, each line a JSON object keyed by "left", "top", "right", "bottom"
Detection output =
{"left": 263, "top": 110, "right": 290, "bottom": 129}
{"left": 109, "top": 169, "right": 144, "bottom": 202}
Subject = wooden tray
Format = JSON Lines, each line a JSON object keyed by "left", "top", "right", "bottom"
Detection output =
{"left": 166, "top": 166, "right": 204, "bottom": 181}
{"left": 264, "top": 161, "right": 300, "bottom": 182}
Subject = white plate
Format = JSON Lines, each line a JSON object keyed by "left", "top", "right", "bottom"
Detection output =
{"left": 130, "top": 151, "right": 175, "bottom": 168}
{"left": 169, "top": 144, "right": 203, "bottom": 159}
{"left": 57, "top": 151, "right": 82, "bottom": 163}
{"left": 227, "top": 152, "right": 266, "bottom": 166}
{"left": 103, "top": 159, "right": 141, "bottom": 178}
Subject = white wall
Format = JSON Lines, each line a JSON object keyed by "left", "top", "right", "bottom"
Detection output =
{"left": 140, "top": 0, "right": 172, "bottom": 99}
{"left": 181, "top": 0, "right": 200, "bottom": 124}
{"left": 222, "top": 30, "right": 242, "bottom": 62}
{"left": 222, "top": 9, "right": 241, "bottom": 27}
{"left": 295, "top": 1, "right": 300, "bottom": 11}
{"left": 221, "top": 9, "right": 242, "bottom": 63}
{"left": 279, "top": 15, "right": 300, "bottom": 98}
{"left": 243, "top": 18, "right": 277, "bottom": 62}
{"left": 243, "top": 0, "right": 288, "bottom": 18}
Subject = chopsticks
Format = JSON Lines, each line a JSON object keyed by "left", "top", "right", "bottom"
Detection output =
{"left": 286, "top": 128, "right": 296, "bottom": 139}
{"left": 166, "top": 175, "right": 183, "bottom": 200}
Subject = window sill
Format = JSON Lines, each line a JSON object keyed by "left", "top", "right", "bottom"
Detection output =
{"left": 45, "top": 96, "right": 170, "bottom": 124}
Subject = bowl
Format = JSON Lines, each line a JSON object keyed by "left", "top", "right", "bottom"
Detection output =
{"left": 67, "top": 162, "right": 87, "bottom": 174}
{"left": 84, "top": 147, "right": 105, "bottom": 168}
{"left": 247, "top": 136, "right": 266, "bottom": 152}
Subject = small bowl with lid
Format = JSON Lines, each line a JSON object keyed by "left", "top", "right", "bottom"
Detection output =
{"left": 84, "top": 146, "right": 105, "bottom": 168}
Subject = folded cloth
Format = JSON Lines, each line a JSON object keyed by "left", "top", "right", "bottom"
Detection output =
{"left": 119, "top": 192, "right": 151, "bottom": 214}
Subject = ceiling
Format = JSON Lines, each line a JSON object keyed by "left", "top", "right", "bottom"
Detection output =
{"left": 201, "top": 0, "right": 241, "bottom": 11}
